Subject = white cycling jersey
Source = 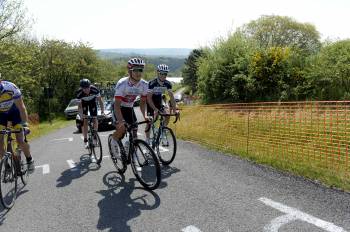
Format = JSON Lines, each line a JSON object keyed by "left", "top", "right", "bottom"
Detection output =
{"left": 0, "top": 80, "right": 22, "bottom": 112}
{"left": 114, "top": 77, "right": 148, "bottom": 108}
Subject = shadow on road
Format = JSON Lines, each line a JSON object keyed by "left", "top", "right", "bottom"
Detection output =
{"left": 158, "top": 165, "right": 181, "bottom": 189}
{"left": 56, "top": 153, "right": 101, "bottom": 188}
{"left": 0, "top": 183, "right": 28, "bottom": 224}
{"left": 96, "top": 171, "right": 160, "bottom": 232}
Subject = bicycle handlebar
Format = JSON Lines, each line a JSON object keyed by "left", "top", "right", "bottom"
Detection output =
{"left": 158, "top": 111, "right": 180, "bottom": 123}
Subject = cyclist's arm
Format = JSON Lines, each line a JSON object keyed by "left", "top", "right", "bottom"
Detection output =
{"left": 167, "top": 90, "right": 177, "bottom": 112}
{"left": 78, "top": 100, "right": 83, "bottom": 116}
{"left": 139, "top": 96, "right": 148, "bottom": 120}
{"left": 14, "top": 97, "right": 29, "bottom": 124}
{"left": 97, "top": 95, "right": 104, "bottom": 114}
{"left": 147, "top": 92, "right": 158, "bottom": 113}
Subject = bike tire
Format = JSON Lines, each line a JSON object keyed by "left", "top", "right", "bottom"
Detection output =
{"left": 108, "top": 134, "right": 127, "bottom": 174}
{"left": 0, "top": 156, "right": 17, "bottom": 209}
{"left": 131, "top": 139, "right": 161, "bottom": 190}
{"left": 156, "top": 127, "right": 177, "bottom": 165}
{"left": 92, "top": 133, "right": 103, "bottom": 165}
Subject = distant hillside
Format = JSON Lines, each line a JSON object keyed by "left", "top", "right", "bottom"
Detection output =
{"left": 97, "top": 48, "right": 192, "bottom": 58}
{"left": 96, "top": 48, "right": 192, "bottom": 76}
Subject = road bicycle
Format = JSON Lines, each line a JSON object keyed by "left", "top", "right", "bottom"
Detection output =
{"left": 84, "top": 116, "right": 103, "bottom": 165}
{"left": 108, "top": 120, "right": 161, "bottom": 190}
{"left": 0, "top": 128, "right": 30, "bottom": 209}
{"left": 148, "top": 111, "right": 179, "bottom": 165}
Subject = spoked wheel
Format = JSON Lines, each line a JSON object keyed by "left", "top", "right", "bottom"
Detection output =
{"left": 156, "top": 127, "right": 177, "bottom": 165}
{"left": 131, "top": 139, "right": 161, "bottom": 190}
{"left": 92, "top": 133, "right": 103, "bottom": 165}
{"left": 108, "top": 135, "right": 126, "bottom": 174}
{"left": 0, "top": 156, "right": 17, "bottom": 209}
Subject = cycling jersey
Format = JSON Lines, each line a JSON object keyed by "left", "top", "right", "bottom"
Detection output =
{"left": 114, "top": 77, "right": 148, "bottom": 108}
{"left": 0, "top": 80, "right": 22, "bottom": 113}
{"left": 148, "top": 78, "right": 172, "bottom": 106}
{"left": 76, "top": 85, "right": 101, "bottom": 103}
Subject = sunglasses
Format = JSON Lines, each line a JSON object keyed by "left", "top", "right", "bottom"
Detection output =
{"left": 132, "top": 68, "right": 144, "bottom": 73}
{"left": 159, "top": 72, "right": 168, "bottom": 76}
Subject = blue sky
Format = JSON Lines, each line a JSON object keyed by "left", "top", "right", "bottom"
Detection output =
{"left": 24, "top": 0, "right": 350, "bottom": 49}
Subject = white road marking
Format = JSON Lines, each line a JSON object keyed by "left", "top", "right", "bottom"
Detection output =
{"left": 51, "top": 137, "right": 73, "bottom": 142}
{"left": 35, "top": 164, "right": 50, "bottom": 174}
{"left": 67, "top": 159, "right": 78, "bottom": 171}
{"left": 182, "top": 226, "right": 202, "bottom": 232}
{"left": 259, "top": 197, "right": 347, "bottom": 232}
{"left": 159, "top": 146, "right": 169, "bottom": 152}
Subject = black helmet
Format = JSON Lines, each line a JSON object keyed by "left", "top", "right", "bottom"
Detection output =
{"left": 80, "top": 79, "right": 91, "bottom": 88}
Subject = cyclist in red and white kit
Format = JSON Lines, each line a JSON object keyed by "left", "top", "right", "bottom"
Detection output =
{"left": 111, "top": 58, "right": 149, "bottom": 143}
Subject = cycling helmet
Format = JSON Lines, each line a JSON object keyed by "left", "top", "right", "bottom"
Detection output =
{"left": 127, "top": 58, "right": 145, "bottom": 70}
{"left": 157, "top": 64, "right": 169, "bottom": 73}
{"left": 80, "top": 78, "right": 91, "bottom": 88}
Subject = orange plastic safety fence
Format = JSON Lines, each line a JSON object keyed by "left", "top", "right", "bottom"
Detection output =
{"left": 182, "top": 101, "right": 350, "bottom": 180}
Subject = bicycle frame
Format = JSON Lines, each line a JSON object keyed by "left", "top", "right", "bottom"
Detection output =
{"left": 150, "top": 112, "right": 179, "bottom": 149}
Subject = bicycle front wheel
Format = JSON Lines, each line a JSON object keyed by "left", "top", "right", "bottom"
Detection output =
{"left": 156, "top": 127, "right": 177, "bottom": 165}
{"left": 0, "top": 156, "right": 17, "bottom": 209}
{"left": 92, "top": 133, "right": 103, "bottom": 165}
{"left": 131, "top": 139, "right": 161, "bottom": 190}
{"left": 108, "top": 135, "right": 127, "bottom": 174}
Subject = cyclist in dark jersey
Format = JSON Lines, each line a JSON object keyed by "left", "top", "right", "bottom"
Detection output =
{"left": 76, "top": 79, "right": 104, "bottom": 148}
{"left": 146, "top": 64, "right": 177, "bottom": 144}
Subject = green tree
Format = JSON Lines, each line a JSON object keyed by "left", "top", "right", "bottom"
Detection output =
{"left": 182, "top": 49, "right": 205, "bottom": 94}
{"left": 305, "top": 39, "right": 350, "bottom": 100}
{"left": 241, "top": 15, "right": 321, "bottom": 54}
{"left": 0, "top": 0, "right": 31, "bottom": 41}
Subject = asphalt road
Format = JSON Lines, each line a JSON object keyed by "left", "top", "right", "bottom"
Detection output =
{"left": 0, "top": 113, "right": 349, "bottom": 231}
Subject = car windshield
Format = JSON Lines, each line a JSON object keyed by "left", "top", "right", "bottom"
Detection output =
{"left": 68, "top": 99, "right": 79, "bottom": 107}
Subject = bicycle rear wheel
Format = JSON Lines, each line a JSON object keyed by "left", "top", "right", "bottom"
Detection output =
{"left": 108, "top": 135, "right": 127, "bottom": 174}
{"left": 92, "top": 133, "right": 103, "bottom": 165}
{"left": 131, "top": 139, "right": 161, "bottom": 190}
{"left": 156, "top": 127, "right": 177, "bottom": 165}
{"left": 0, "top": 155, "right": 17, "bottom": 209}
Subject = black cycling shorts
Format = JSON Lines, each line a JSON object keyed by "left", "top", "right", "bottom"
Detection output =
{"left": 82, "top": 101, "right": 97, "bottom": 117}
{"left": 112, "top": 106, "right": 137, "bottom": 126}
{"left": 147, "top": 102, "right": 164, "bottom": 116}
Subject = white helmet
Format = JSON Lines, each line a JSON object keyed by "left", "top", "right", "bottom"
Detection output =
{"left": 157, "top": 64, "right": 169, "bottom": 73}
{"left": 127, "top": 58, "right": 145, "bottom": 70}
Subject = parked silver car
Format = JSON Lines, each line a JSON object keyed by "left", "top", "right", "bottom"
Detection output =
{"left": 75, "top": 102, "right": 114, "bottom": 132}
{"left": 64, "top": 99, "right": 79, "bottom": 119}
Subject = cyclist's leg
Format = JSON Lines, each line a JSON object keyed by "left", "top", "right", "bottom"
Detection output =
{"left": 112, "top": 107, "right": 128, "bottom": 141}
{"left": 81, "top": 102, "right": 89, "bottom": 144}
{"left": 0, "top": 113, "right": 7, "bottom": 158}
{"left": 130, "top": 107, "right": 138, "bottom": 138}
{"left": 10, "top": 106, "right": 34, "bottom": 171}
{"left": 163, "top": 105, "right": 171, "bottom": 126}
{"left": 89, "top": 102, "right": 98, "bottom": 132}
{"left": 145, "top": 103, "right": 154, "bottom": 142}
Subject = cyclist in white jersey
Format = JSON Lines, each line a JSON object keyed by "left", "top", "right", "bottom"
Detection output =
{"left": 0, "top": 79, "right": 35, "bottom": 172}
{"left": 112, "top": 58, "right": 149, "bottom": 142}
